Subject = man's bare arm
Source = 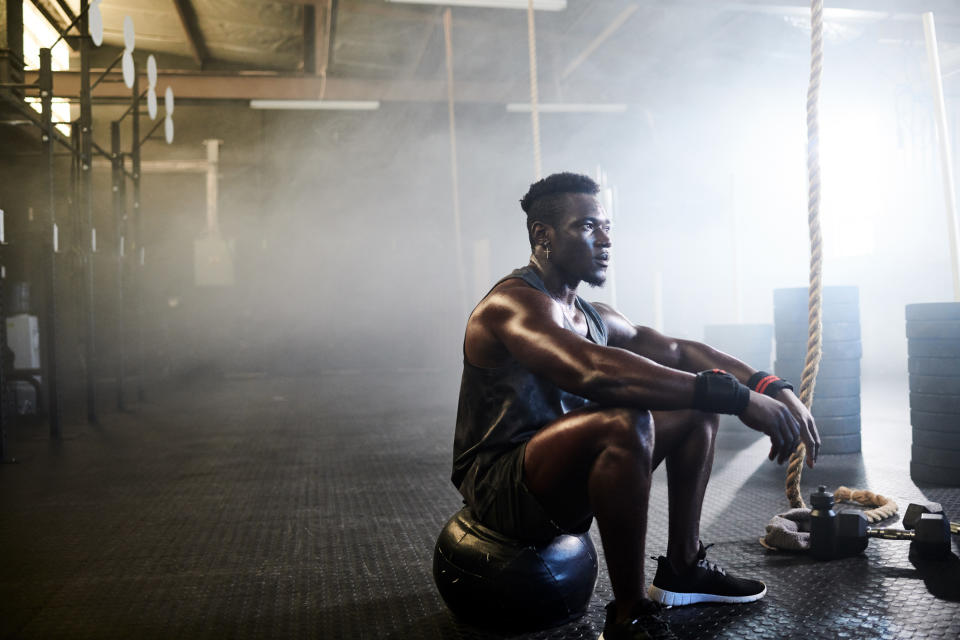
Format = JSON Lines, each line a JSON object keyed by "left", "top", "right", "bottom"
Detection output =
{"left": 474, "top": 286, "right": 699, "bottom": 411}
{"left": 594, "top": 301, "right": 821, "bottom": 466}
{"left": 596, "top": 303, "right": 756, "bottom": 379}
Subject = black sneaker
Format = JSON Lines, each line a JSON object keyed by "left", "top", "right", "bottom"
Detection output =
{"left": 598, "top": 599, "right": 677, "bottom": 640}
{"left": 647, "top": 543, "right": 766, "bottom": 606}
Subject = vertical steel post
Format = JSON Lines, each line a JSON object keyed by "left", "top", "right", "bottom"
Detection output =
{"left": 39, "top": 47, "right": 61, "bottom": 437}
{"left": 111, "top": 121, "right": 125, "bottom": 409}
{"left": 0, "top": 241, "right": 9, "bottom": 462}
{"left": 132, "top": 72, "right": 143, "bottom": 400}
{"left": 79, "top": 1, "right": 97, "bottom": 423}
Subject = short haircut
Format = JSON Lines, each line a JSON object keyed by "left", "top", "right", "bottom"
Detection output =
{"left": 520, "top": 172, "right": 600, "bottom": 248}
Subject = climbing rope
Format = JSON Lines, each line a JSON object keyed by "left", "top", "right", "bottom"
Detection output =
{"left": 783, "top": 0, "right": 896, "bottom": 523}
{"left": 784, "top": 0, "right": 824, "bottom": 511}
{"left": 527, "top": 0, "right": 542, "bottom": 179}
{"left": 442, "top": 8, "right": 468, "bottom": 319}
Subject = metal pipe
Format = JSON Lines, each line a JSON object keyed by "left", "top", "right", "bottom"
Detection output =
{"left": 204, "top": 139, "right": 220, "bottom": 234}
{"left": 90, "top": 139, "right": 110, "bottom": 159}
{"left": 80, "top": 1, "right": 98, "bottom": 424}
{"left": 49, "top": 1, "right": 90, "bottom": 49}
{"left": 90, "top": 53, "right": 124, "bottom": 91}
{"left": 116, "top": 88, "right": 150, "bottom": 123}
{"left": 111, "top": 121, "right": 125, "bottom": 410}
{"left": 0, "top": 230, "right": 10, "bottom": 463}
{"left": 133, "top": 117, "right": 164, "bottom": 152}
{"left": 132, "top": 72, "right": 144, "bottom": 401}
{"left": 0, "top": 91, "right": 78, "bottom": 154}
{"left": 40, "top": 48, "right": 62, "bottom": 437}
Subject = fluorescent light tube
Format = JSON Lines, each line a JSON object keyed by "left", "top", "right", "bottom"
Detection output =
{"left": 249, "top": 100, "right": 381, "bottom": 110}
{"left": 506, "top": 103, "right": 628, "bottom": 113}
{"left": 386, "top": 0, "right": 566, "bottom": 10}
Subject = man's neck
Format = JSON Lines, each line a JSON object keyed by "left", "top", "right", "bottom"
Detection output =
{"left": 529, "top": 258, "right": 579, "bottom": 307}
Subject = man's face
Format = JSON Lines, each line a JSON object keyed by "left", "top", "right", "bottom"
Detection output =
{"left": 549, "top": 193, "right": 612, "bottom": 287}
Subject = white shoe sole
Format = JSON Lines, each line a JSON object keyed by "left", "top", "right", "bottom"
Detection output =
{"left": 647, "top": 583, "right": 767, "bottom": 606}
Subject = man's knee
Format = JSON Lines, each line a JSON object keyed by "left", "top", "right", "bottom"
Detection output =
{"left": 699, "top": 410, "right": 720, "bottom": 435}
{"left": 600, "top": 408, "right": 654, "bottom": 453}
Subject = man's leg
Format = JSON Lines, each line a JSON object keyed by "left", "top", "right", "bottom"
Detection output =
{"left": 650, "top": 410, "right": 719, "bottom": 571}
{"left": 648, "top": 409, "right": 766, "bottom": 606}
{"left": 522, "top": 406, "right": 654, "bottom": 622}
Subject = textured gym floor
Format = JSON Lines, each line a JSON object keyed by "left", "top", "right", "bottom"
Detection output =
{"left": 1, "top": 370, "right": 959, "bottom": 639}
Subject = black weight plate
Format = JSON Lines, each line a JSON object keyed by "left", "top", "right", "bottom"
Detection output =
{"left": 774, "top": 358, "right": 860, "bottom": 378}
{"left": 703, "top": 324, "right": 773, "bottom": 345}
{"left": 906, "top": 302, "right": 960, "bottom": 321}
{"left": 815, "top": 414, "right": 861, "bottom": 436}
{"left": 906, "top": 321, "right": 960, "bottom": 339}
{"left": 910, "top": 410, "right": 960, "bottom": 432}
{"left": 913, "top": 428, "right": 960, "bottom": 449}
{"left": 776, "top": 339, "right": 862, "bottom": 360}
{"left": 773, "top": 286, "right": 859, "bottom": 307}
{"left": 775, "top": 322, "right": 861, "bottom": 343}
{"left": 751, "top": 377, "right": 859, "bottom": 399}
{"left": 774, "top": 303, "right": 860, "bottom": 325}
{"left": 912, "top": 444, "right": 960, "bottom": 468}
{"left": 910, "top": 392, "right": 960, "bottom": 413}
{"left": 908, "top": 357, "right": 960, "bottom": 377}
{"left": 819, "top": 433, "right": 861, "bottom": 455}
{"left": 907, "top": 338, "right": 960, "bottom": 358}
{"left": 911, "top": 460, "right": 960, "bottom": 485}
{"left": 808, "top": 377, "right": 860, "bottom": 398}
{"left": 811, "top": 395, "right": 860, "bottom": 417}
{"left": 909, "top": 374, "right": 960, "bottom": 396}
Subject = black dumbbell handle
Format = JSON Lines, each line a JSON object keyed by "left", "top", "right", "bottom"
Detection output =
{"left": 866, "top": 528, "right": 915, "bottom": 541}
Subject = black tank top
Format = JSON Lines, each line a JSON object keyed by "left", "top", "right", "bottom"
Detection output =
{"left": 451, "top": 265, "right": 608, "bottom": 505}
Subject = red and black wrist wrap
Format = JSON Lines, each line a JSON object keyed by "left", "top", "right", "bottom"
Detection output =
{"left": 747, "top": 371, "right": 794, "bottom": 397}
{"left": 693, "top": 369, "right": 751, "bottom": 416}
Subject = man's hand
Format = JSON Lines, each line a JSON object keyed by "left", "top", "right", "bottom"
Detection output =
{"left": 738, "top": 391, "right": 810, "bottom": 465}
{"left": 775, "top": 389, "right": 821, "bottom": 468}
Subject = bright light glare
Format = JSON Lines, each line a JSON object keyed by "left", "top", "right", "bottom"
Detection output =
{"left": 22, "top": 1, "right": 69, "bottom": 71}
{"left": 24, "top": 98, "right": 72, "bottom": 137}
{"left": 818, "top": 109, "right": 886, "bottom": 259}
{"left": 22, "top": 1, "right": 71, "bottom": 136}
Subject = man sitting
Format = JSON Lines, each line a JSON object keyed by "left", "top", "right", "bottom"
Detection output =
{"left": 451, "top": 172, "right": 820, "bottom": 639}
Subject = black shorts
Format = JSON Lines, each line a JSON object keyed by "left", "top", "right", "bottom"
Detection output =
{"left": 471, "top": 442, "right": 593, "bottom": 544}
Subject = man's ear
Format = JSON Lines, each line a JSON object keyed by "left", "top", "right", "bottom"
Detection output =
{"left": 530, "top": 221, "right": 552, "bottom": 246}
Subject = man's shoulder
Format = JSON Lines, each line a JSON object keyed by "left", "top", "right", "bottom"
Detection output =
{"left": 475, "top": 278, "right": 551, "bottom": 320}
{"left": 587, "top": 301, "right": 624, "bottom": 323}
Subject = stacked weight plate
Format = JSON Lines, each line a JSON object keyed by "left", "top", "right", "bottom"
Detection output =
{"left": 703, "top": 324, "right": 774, "bottom": 433}
{"left": 906, "top": 302, "right": 960, "bottom": 486}
{"left": 773, "top": 286, "right": 861, "bottom": 454}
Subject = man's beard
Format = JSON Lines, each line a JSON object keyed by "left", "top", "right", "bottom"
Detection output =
{"left": 583, "top": 274, "right": 606, "bottom": 288}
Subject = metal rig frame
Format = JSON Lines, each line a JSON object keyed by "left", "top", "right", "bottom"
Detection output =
{"left": 0, "top": 0, "right": 162, "bottom": 458}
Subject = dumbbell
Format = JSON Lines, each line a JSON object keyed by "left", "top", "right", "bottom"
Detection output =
{"left": 836, "top": 511, "right": 952, "bottom": 560}
{"left": 903, "top": 501, "right": 960, "bottom": 536}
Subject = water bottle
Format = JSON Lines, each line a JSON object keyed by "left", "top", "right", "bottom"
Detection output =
{"left": 809, "top": 485, "right": 837, "bottom": 560}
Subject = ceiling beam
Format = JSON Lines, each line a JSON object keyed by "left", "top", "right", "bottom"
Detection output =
{"left": 171, "top": 0, "right": 210, "bottom": 68}
{"left": 32, "top": 70, "right": 537, "bottom": 103}
{"left": 28, "top": 0, "right": 78, "bottom": 50}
